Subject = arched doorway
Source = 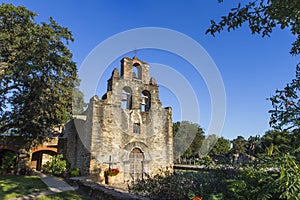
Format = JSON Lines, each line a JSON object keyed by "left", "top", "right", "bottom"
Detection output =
{"left": 129, "top": 148, "right": 144, "bottom": 181}
{"left": 31, "top": 150, "right": 56, "bottom": 171}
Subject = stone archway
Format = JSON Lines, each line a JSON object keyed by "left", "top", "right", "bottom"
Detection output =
{"left": 31, "top": 150, "right": 56, "bottom": 171}
{"left": 129, "top": 148, "right": 144, "bottom": 181}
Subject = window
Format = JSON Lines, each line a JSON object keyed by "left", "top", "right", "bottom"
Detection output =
{"left": 133, "top": 123, "right": 140, "bottom": 134}
{"left": 132, "top": 64, "right": 142, "bottom": 80}
{"left": 141, "top": 90, "right": 151, "bottom": 112}
{"left": 121, "top": 87, "right": 132, "bottom": 110}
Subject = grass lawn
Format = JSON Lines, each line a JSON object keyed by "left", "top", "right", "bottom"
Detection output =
{"left": 36, "top": 191, "right": 89, "bottom": 200}
{"left": 0, "top": 175, "right": 89, "bottom": 200}
{"left": 0, "top": 175, "right": 48, "bottom": 200}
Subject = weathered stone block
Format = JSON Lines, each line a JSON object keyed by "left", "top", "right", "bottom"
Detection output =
{"left": 63, "top": 57, "right": 173, "bottom": 184}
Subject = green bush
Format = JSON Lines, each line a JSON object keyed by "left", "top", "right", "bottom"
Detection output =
{"left": 70, "top": 168, "right": 80, "bottom": 177}
{"left": 129, "top": 154, "right": 300, "bottom": 200}
{"left": 42, "top": 154, "right": 67, "bottom": 176}
{"left": 129, "top": 169, "right": 233, "bottom": 199}
{"left": 0, "top": 151, "right": 18, "bottom": 175}
{"left": 264, "top": 153, "right": 300, "bottom": 200}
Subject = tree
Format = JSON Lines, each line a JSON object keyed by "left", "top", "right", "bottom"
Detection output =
{"left": 269, "top": 65, "right": 300, "bottom": 131}
{"left": 247, "top": 135, "right": 263, "bottom": 156}
{"left": 199, "top": 134, "right": 218, "bottom": 157}
{"left": 260, "top": 129, "right": 292, "bottom": 155}
{"left": 209, "top": 136, "right": 231, "bottom": 156}
{"left": 72, "top": 79, "right": 87, "bottom": 115}
{"left": 207, "top": 0, "right": 300, "bottom": 151}
{"left": 206, "top": 0, "right": 300, "bottom": 55}
{"left": 0, "top": 4, "right": 77, "bottom": 146}
{"left": 173, "top": 121, "right": 205, "bottom": 159}
{"left": 231, "top": 136, "right": 248, "bottom": 154}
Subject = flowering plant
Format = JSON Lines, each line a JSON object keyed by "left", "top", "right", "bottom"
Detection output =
{"left": 191, "top": 197, "right": 203, "bottom": 200}
{"left": 105, "top": 167, "right": 119, "bottom": 176}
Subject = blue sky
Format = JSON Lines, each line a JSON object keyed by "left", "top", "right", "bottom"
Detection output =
{"left": 3, "top": 0, "right": 298, "bottom": 140}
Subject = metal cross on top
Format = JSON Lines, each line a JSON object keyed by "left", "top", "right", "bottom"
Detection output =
{"left": 133, "top": 48, "right": 138, "bottom": 57}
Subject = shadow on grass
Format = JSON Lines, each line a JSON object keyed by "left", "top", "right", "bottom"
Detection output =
{"left": 36, "top": 191, "right": 89, "bottom": 200}
{"left": 0, "top": 175, "right": 48, "bottom": 200}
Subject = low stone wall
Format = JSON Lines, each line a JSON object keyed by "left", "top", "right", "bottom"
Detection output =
{"left": 67, "top": 178, "right": 147, "bottom": 200}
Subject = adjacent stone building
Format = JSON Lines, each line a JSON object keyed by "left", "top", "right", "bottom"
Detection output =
{"left": 0, "top": 134, "right": 60, "bottom": 175}
{"left": 62, "top": 56, "right": 173, "bottom": 184}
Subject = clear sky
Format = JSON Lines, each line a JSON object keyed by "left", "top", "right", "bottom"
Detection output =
{"left": 3, "top": 0, "right": 299, "bottom": 140}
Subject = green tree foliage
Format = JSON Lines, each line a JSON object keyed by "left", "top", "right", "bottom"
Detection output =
{"left": 207, "top": 0, "right": 300, "bottom": 55}
{"left": 271, "top": 152, "right": 300, "bottom": 200}
{"left": 260, "top": 130, "right": 292, "bottom": 155}
{"left": 224, "top": 151, "right": 300, "bottom": 200}
{"left": 199, "top": 134, "right": 218, "bottom": 157}
{"left": 232, "top": 136, "right": 248, "bottom": 154}
{"left": 0, "top": 151, "right": 17, "bottom": 174}
{"left": 290, "top": 129, "right": 300, "bottom": 154}
{"left": 207, "top": 1, "right": 300, "bottom": 141}
{"left": 210, "top": 136, "right": 231, "bottom": 156}
{"left": 247, "top": 135, "right": 263, "bottom": 156}
{"left": 269, "top": 65, "right": 300, "bottom": 132}
{"left": 0, "top": 4, "right": 77, "bottom": 145}
{"left": 72, "top": 79, "right": 86, "bottom": 115}
{"left": 173, "top": 121, "right": 205, "bottom": 159}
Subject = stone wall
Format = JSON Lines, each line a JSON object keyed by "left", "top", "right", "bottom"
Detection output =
{"left": 62, "top": 119, "right": 91, "bottom": 175}
{"left": 68, "top": 178, "right": 147, "bottom": 200}
{"left": 0, "top": 135, "right": 60, "bottom": 174}
{"left": 63, "top": 56, "right": 173, "bottom": 184}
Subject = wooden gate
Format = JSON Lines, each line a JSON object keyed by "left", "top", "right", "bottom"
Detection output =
{"left": 129, "top": 148, "right": 144, "bottom": 181}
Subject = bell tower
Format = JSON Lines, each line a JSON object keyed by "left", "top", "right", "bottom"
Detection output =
{"left": 120, "top": 56, "right": 150, "bottom": 84}
{"left": 63, "top": 56, "right": 173, "bottom": 184}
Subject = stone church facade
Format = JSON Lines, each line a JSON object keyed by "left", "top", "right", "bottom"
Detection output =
{"left": 62, "top": 56, "right": 173, "bottom": 184}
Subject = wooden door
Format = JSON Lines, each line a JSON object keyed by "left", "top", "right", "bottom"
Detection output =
{"left": 129, "top": 148, "right": 144, "bottom": 181}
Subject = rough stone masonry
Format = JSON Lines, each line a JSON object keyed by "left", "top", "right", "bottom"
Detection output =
{"left": 62, "top": 56, "right": 173, "bottom": 184}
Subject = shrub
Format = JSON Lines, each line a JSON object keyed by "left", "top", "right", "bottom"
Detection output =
{"left": 42, "top": 154, "right": 67, "bottom": 176}
{"left": 129, "top": 169, "right": 230, "bottom": 199}
{"left": 70, "top": 168, "right": 80, "bottom": 177}
{"left": 0, "top": 151, "right": 18, "bottom": 175}
{"left": 130, "top": 152, "right": 300, "bottom": 199}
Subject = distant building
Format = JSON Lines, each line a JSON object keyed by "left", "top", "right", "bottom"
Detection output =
{"left": 62, "top": 57, "right": 173, "bottom": 184}
{"left": 0, "top": 133, "right": 60, "bottom": 174}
